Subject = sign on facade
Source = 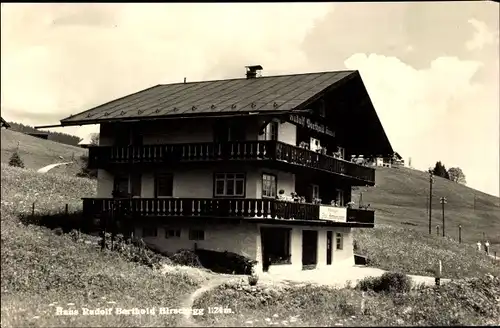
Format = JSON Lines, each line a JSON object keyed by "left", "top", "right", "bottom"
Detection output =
{"left": 319, "top": 206, "right": 347, "bottom": 222}
{"left": 288, "top": 114, "right": 335, "bottom": 137}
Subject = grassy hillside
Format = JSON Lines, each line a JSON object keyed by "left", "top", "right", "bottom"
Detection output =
{"left": 1, "top": 162, "right": 498, "bottom": 326}
{"left": 353, "top": 167, "right": 500, "bottom": 252}
{"left": 0, "top": 164, "right": 208, "bottom": 327}
{"left": 1, "top": 129, "right": 87, "bottom": 176}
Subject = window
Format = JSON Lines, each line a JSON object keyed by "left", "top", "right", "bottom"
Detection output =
{"left": 319, "top": 100, "right": 326, "bottom": 118}
{"left": 214, "top": 173, "right": 245, "bottom": 197}
{"left": 262, "top": 174, "right": 277, "bottom": 198}
{"left": 336, "top": 189, "right": 345, "bottom": 207}
{"left": 336, "top": 233, "right": 343, "bottom": 250}
{"left": 189, "top": 229, "right": 205, "bottom": 241}
{"left": 214, "top": 120, "right": 246, "bottom": 142}
{"left": 143, "top": 227, "right": 157, "bottom": 238}
{"left": 264, "top": 121, "right": 278, "bottom": 141}
{"left": 113, "top": 175, "right": 129, "bottom": 195}
{"left": 311, "top": 184, "right": 320, "bottom": 200}
{"left": 155, "top": 174, "right": 173, "bottom": 197}
{"left": 165, "top": 229, "right": 181, "bottom": 239}
{"left": 310, "top": 137, "right": 321, "bottom": 152}
{"left": 130, "top": 173, "right": 142, "bottom": 197}
{"left": 337, "top": 146, "right": 345, "bottom": 160}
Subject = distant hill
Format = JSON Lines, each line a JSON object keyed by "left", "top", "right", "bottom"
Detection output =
{"left": 353, "top": 166, "right": 500, "bottom": 251}
{"left": 6, "top": 121, "right": 81, "bottom": 146}
{"left": 1, "top": 129, "right": 87, "bottom": 176}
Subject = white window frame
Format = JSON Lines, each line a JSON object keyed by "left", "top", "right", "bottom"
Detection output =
{"left": 264, "top": 121, "right": 278, "bottom": 141}
{"left": 337, "top": 146, "right": 345, "bottom": 160}
{"left": 262, "top": 173, "right": 277, "bottom": 198}
{"left": 336, "top": 233, "right": 343, "bottom": 250}
{"left": 214, "top": 173, "right": 245, "bottom": 197}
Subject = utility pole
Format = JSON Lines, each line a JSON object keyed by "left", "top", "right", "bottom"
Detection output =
{"left": 440, "top": 197, "right": 447, "bottom": 237}
{"left": 428, "top": 169, "right": 434, "bottom": 235}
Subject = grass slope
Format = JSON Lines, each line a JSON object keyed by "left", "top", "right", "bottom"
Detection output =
{"left": 1, "top": 129, "right": 87, "bottom": 176}
{"left": 353, "top": 167, "right": 500, "bottom": 251}
{"left": 0, "top": 164, "right": 207, "bottom": 327}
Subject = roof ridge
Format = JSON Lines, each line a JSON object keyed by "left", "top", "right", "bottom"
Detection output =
{"left": 159, "top": 69, "right": 358, "bottom": 87}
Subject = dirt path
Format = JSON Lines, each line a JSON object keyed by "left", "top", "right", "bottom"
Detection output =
{"left": 37, "top": 162, "right": 73, "bottom": 173}
{"left": 178, "top": 275, "right": 235, "bottom": 327}
{"left": 258, "top": 265, "right": 451, "bottom": 288}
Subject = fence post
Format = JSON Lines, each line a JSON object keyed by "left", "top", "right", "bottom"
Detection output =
{"left": 435, "top": 260, "right": 442, "bottom": 286}
{"left": 65, "top": 204, "right": 69, "bottom": 217}
{"left": 32, "top": 202, "right": 35, "bottom": 216}
{"left": 458, "top": 225, "right": 462, "bottom": 243}
{"left": 436, "top": 225, "right": 440, "bottom": 236}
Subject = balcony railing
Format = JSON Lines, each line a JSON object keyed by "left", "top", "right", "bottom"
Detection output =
{"left": 82, "top": 198, "right": 375, "bottom": 225}
{"left": 88, "top": 141, "right": 375, "bottom": 183}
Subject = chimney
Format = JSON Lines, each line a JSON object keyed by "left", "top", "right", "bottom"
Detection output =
{"left": 246, "top": 65, "right": 263, "bottom": 79}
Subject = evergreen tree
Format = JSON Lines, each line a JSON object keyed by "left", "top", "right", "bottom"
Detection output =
{"left": 432, "top": 161, "right": 449, "bottom": 179}
{"left": 8, "top": 151, "right": 25, "bottom": 168}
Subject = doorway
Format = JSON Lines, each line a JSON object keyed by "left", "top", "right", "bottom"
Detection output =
{"left": 302, "top": 230, "right": 318, "bottom": 270}
{"left": 261, "top": 227, "right": 292, "bottom": 272}
{"left": 326, "top": 231, "right": 332, "bottom": 265}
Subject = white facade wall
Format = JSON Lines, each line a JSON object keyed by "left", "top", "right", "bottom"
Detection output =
{"left": 137, "top": 221, "right": 354, "bottom": 274}
{"left": 95, "top": 118, "right": 357, "bottom": 273}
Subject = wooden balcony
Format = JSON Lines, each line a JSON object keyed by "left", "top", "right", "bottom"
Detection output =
{"left": 88, "top": 141, "right": 375, "bottom": 184}
{"left": 82, "top": 198, "right": 375, "bottom": 226}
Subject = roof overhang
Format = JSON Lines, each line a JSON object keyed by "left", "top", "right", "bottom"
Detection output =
{"left": 58, "top": 109, "right": 310, "bottom": 127}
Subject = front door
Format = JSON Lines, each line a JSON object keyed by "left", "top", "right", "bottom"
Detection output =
{"left": 326, "top": 231, "right": 332, "bottom": 265}
{"left": 302, "top": 230, "right": 318, "bottom": 270}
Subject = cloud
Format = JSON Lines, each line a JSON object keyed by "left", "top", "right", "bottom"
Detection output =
{"left": 1, "top": 3, "right": 330, "bottom": 125}
{"left": 345, "top": 53, "right": 498, "bottom": 197}
{"left": 466, "top": 18, "right": 499, "bottom": 51}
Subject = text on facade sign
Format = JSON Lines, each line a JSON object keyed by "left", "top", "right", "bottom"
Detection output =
{"left": 288, "top": 114, "right": 335, "bottom": 137}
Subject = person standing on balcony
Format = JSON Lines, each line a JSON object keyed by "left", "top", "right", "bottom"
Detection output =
{"left": 477, "top": 241, "right": 482, "bottom": 252}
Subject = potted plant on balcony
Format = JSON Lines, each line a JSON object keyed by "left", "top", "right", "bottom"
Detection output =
{"left": 312, "top": 198, "right": 322, "bottom": 205}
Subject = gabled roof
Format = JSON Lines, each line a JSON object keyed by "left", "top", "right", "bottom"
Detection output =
{"left": 60, "top": 70, "right": 356, "bottom": 126}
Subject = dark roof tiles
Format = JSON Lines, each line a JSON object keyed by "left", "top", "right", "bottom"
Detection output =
{"left": 61, "top": 70, "right": 356, "bottom": 124}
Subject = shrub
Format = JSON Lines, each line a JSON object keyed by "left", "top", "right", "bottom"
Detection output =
{"left": 195, "top": 248, "right": 257, "bottom": 274}
{"left": 170, "top": 249, "right": 203, "bottom": 267}
{"left": 357, "top": 271, "right": 413, "bottom": 294}
{"left": 8, "top": 151, "right": 24, "bottom": 168}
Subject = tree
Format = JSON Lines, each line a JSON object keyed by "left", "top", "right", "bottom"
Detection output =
{"left": 448, "top": 167, "right": 466, "bottom": 185}
{"left": 432, "top": 161, "right": 449, "bottom": 179}
{"left": 90, "top": 133, "right": 99, "bottom": 146}
{"left": 8, "top": 151, "right": 24, "bottom": 168}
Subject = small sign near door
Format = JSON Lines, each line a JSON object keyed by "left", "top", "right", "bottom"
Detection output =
{"left": 319, "top": 206, "right": 347, "bottom": 222}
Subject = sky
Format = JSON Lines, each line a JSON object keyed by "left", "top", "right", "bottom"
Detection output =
{"left": 1, "top": 2, "right": 499, "bottom": 197}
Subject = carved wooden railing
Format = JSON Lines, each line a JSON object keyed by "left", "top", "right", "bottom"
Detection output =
{"left": 83, "top": 198, "right": 375, "bottom": 225}
{"left": 88, "top": 141, "right": 375, "bottom": 183}
{"left": 82, "top": 198, "right": 320, "bottom": 221}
